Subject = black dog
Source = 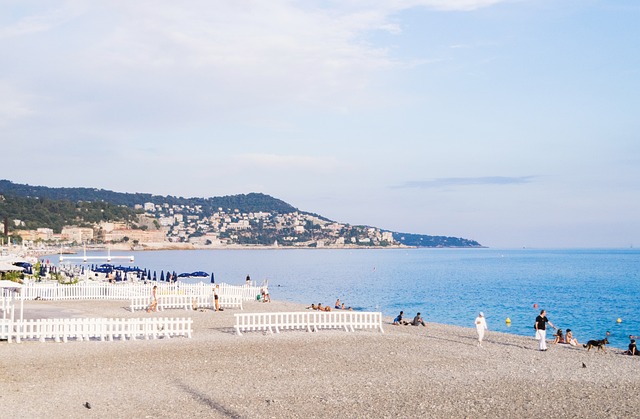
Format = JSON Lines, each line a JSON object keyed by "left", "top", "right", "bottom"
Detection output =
{"left": 583, "top": 338, "right": 609, "bottom": 353}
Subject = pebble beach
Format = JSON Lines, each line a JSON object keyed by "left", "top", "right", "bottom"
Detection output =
{"left": 1, "top": 299, "right": 639, "bottom": 418}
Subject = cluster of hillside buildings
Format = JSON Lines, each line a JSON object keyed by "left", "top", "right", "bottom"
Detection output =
{"left": 12, "top": 202, "right": 398, "bottom": 248}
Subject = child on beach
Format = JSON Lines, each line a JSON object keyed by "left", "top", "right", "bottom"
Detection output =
{"left": 213, "top": 285, "right": 220, "bottom": 311}
{"left": 393, "top": 311, "right": 406, "bottom": 325}
{"left": 147, "top": 285, "right": 158, "bottom": 313}
{"left": 260, "top": 286, "right": 271, "bottom": 303}
{"left": 565, "top": 329, "right": 579, "bottom": 346}
{"left": 553, "top": 329, "right": 565, "bottom": 344}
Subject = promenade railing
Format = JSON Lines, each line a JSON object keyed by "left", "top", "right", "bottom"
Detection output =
{"left": 234, "top": 311, "right": 384, "bottom": 335}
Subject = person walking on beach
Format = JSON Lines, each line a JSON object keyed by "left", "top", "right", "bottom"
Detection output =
{"left": 213, "top": 285, "right": 220, "bottom": 311}
{"left": 475, "top": 312, "right": 488, "bottom": 347}
{"left": 534, "top": 309, "right": 556, "bottom": 351}
{"left": 147, "top": 285, "right": 158, "bottom": 313}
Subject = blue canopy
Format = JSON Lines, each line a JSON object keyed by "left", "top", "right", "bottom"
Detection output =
{"left": 14, "top": 262, "right": 32, "bottom": 268}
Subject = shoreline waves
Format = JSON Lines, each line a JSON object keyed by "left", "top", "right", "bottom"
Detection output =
{"left": 1, "top": 299, "right": 639, "bottom": 418}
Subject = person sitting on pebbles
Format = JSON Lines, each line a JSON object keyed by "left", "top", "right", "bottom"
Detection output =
{"left": 394, "top": 311, "right": 409, "bottom": 325}
{"left": 553, "top": 329, "right": 566, "bottom": 344}
{"left": 412, "top": 312, "right": 426, "bottom": 327}
{"left": 624, "top": 337, "right": 638, "bottom": 356}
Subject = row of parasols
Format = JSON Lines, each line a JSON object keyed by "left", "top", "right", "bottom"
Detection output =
{"left": 91, "top": 264, "right": 215, "bottom": 283}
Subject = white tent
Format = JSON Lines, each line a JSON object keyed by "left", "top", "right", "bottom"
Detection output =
{"left": 0, "top": 280, "right": 23, "bottom": 288}
{"left": 0, "top": 262, "right": 25, "bottom": 272}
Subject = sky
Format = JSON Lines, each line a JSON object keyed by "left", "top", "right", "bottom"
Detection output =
{"left": 1, "top": 0, "right": 639, "bottom": 249}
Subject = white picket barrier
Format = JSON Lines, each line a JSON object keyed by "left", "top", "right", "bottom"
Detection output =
{"left": 130, "top": 296, "right": 152, "bottom": 312}
{"left": 21, "top": 282, "right": 261, "bottom": 303}
{"left": 157, "top": 295, "right": 193, "bottom": 311}
{"left": 234, "top": 311, "right": 384, "bottom": 336}
{"left": 6, "top": 317, "right": 193, "bottom": 343}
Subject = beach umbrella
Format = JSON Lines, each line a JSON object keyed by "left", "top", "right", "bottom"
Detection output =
{"left": 172, "top": 271, "right": 177, "bottom": 282}
{"left": 210, "top": 272, "right": 215, "bottom": 284}
{"left": 160, "top": 271, "right": 165, "bottom": 282}
{"left": 153, "top": 271, "right": 157, "bottom": 281}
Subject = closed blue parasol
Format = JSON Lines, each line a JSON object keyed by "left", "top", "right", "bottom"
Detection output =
{"left": 210, "top": 272, "right": 215, "bottom": 284}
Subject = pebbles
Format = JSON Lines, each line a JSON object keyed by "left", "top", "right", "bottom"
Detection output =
{"left": 1, "top": 299, "right": 639, "bottom": 418}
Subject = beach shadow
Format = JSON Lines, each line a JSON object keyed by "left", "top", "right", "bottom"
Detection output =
{"left": 175, "top": 381, "right": 244, "bottom": 418}
{"left": 428, "top": 333, "right": 535, "bottom": 351}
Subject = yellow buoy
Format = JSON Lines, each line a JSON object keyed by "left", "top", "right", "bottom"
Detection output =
{"left": 505, "top": 317, "right": 511, "bottom": 324}
{"left": 617, "top": 318, "right": 622, "bottom": 323}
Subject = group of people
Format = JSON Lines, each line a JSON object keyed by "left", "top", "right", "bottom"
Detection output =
{"left": 534, "top": 309, "right": 640, "bottom": 355}
{"left": 307, "top": 298, "right": 353, "bottom": 312}
{"left": 393, "top": 311, "right": 426, "bottom": 327}
{"left": 552, "top": 328, "right": 579, "bottom": 346}
{"left": 334, "top": 299, "right": 352, "bottom": 310}
{"left": 535, "top": 309, "right": 581, "bottom": 351}
{"left": 307, "top": 303, "right": 332, "bottom": 311}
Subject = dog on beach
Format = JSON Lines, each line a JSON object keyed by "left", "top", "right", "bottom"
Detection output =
{"left": 583, "top": 338, "right": 609, "bottom": 353}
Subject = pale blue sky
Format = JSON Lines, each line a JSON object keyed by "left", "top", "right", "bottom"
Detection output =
{"left": 1, "top": 0, "right": 638, "bottom": 248}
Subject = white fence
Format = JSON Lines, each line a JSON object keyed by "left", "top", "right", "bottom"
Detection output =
{"left": 19, "top": 282, "right": 260, "bottom": 302}
{"left": 1, "top": 317, "right": 193, "bottom": 343}
{"left": 129, "top": 294, "right": 243, "bottom": 312}
{"left": 234, "top": 311, "right": 384, "bottom": 335}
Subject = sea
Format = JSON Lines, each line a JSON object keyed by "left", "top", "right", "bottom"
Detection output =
{"left": 50, "top": 248, "right": 640, "bottom": 349}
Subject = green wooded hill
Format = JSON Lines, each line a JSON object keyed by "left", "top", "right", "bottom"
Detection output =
{"left": 0, "top": 179, "right": 296, "bottom": 215}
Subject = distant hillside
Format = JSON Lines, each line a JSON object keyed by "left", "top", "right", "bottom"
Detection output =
{"left": 0, "top": 179, "right": 297, "bottom": 214}
{"left": 392, "top": 232, "right": 481, "bottom": 248}
{"left": 0, "top": 180, "right": 483, "bottom": 248}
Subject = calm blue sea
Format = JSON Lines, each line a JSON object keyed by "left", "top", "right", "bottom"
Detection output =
{"left": 52, "top": 248, "right": 640, "bottom": 349}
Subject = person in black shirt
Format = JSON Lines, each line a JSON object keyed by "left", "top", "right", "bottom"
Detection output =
{"left": 534, "top": 309, "right": 556, "bottom": 351}
{"left": 625, "top": 337, "right": 638, "bottom": 356}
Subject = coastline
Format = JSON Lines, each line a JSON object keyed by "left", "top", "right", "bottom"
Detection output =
{"left": 1, "top": 298, "right": 639, "bottom": 418}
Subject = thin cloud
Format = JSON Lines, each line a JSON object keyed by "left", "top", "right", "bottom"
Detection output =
{"left": 394, "top": 176, "right": 536, "bottom": 189}
{"left": 0, "top": 1, "right": 86, "bottom": 40}
{"left": 235, "top": 153, "right": 343, "bottom": 172}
